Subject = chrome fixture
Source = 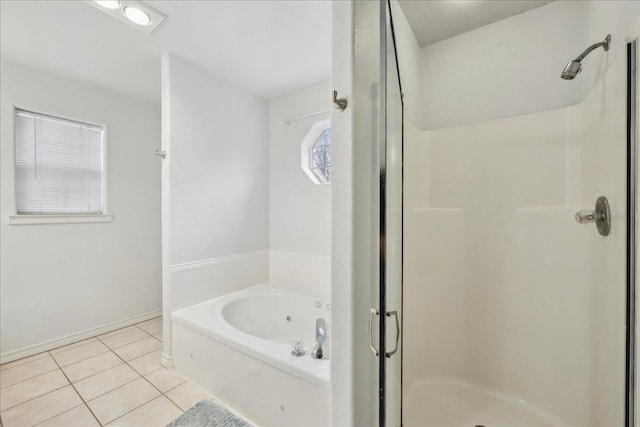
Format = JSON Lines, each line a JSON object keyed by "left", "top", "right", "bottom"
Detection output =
{"left": 561, "top": 34, "right": 611, "bottom": 80}
{"left": 575, "top": 196, "right": 611, "bottom": 236}
{"left": 369, "top": 308, "right": 379, "bottom": 356}
{"left": 369, "top": 308, "right": 400, "bottom": 358}
{"left": 311, "top": 318, "right": 328, "bottom": 359}
{"left": 154, "top": 149, "right": 166, "bottom": 159}
{"left": 291, "top": 338, "right": 305, "bottom": 357}
{"left": 333, "top": 90, "right": 347, "bottom": 112}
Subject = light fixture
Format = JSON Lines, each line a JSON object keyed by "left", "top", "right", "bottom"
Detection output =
{"left": 94, "top": 0, "right": 120, "bottom": 9}
{"left": 85, "top": 0, "right": 166, "bottom": 34}
{"left": 123, "top": 6, "right": 151, "bottom": 26}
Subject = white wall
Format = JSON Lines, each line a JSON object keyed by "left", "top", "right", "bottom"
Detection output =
{"left": 163, "top": 54, "right": 270, "bottom": 315}
{"left": 268, "top": 80, "right": 331, "bottom": 295}
{"left": 0, "top": 59, "right": 162, "bottom": 362}
{"left": 168, "top": 56, "right": 269, "bottom": 266}
{"left": 416, "top": 0, "right": 640, "bottom": 130}
{"left": 331, "top": 0, "right": 380, "bottom": 425}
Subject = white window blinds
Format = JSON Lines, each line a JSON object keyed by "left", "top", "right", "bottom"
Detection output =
{"left": 14, "top": 109, "right": 104, "bottom": 215}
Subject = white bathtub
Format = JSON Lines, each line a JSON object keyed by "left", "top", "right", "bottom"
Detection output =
{"left": 171, "top": 285, "right": 330, "bottom": 426}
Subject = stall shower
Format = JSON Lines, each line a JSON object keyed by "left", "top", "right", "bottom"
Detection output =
{"left": 373, "top": 1, "right": 640, "bottom": 426}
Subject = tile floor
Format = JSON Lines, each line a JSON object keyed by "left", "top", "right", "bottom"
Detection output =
{"left": 0, "top": 317, "right": 215, "bottom": 427}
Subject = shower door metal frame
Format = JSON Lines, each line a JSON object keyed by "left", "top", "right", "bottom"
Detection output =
{"left": 626, "top": 37, "right": 637, "bottom": 427}
{"left": 377, "top": 0, "right": 405, "bottom": 425}
{"left": 377, "top": 0, "right": 388, "bottom": 423}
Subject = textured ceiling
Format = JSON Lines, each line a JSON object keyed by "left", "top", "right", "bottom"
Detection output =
{"left": 398, "top": 0, "right": 555, "bottom": 46}
{"left": 0, "top": 1, "right": 331, "bottom": 103}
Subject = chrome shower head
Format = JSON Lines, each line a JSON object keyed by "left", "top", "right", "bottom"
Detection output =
{"left": 560, "top": 34, "right": 611, "bottom": 80}
{"left": 561, "top": 60, "right": 582, "bottom": 80}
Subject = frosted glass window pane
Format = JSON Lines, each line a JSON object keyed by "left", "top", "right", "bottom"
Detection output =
{"left": 14, "top": 109, "right": 104, "bottom": 214}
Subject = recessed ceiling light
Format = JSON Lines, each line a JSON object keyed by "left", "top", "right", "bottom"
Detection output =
{"left": 94, "top": 0, "right": 120, "bottom": 9}
{"left": 123, "top": 6, "right": 152, "bottom": 26}
{"left": 86, "top": 0, "right": 166, "bottom": 34}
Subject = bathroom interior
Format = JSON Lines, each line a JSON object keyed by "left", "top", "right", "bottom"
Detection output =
{"left": 0, "top": 0, "right": 639, "bottom": 426}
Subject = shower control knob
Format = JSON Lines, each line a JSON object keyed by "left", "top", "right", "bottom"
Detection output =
{"left": 575, "top": 209, "right": 600, "bottom": 224}
{"left": 575, "top": 196, "right": 611, "bottom": 236}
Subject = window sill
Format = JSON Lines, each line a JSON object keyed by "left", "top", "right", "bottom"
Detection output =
{"left": 8, "top": 214, "right": 113, "bottom": 225}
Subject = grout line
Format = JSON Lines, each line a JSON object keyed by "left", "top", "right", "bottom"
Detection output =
{"left": 0, "top": 352, "right": 49, "bottom": 372}
{"left": 79, "top": 374, "right": 141, "bottom": 404}
{"left": 0, "top": 372, "right": 69, "bottom": 412}
{"left": 0, "top": 365, "right": 59, "bottom": 390}
{"left": 47, "top": 351, "right": 103, "bottom": 427}
{"left": 95, "top": 321, "right": 156, "bottom": 340}
{"left": 49, "top": 337, "right": 100, "bottom": 355}
{"left": 118, "top": 345, "right": 164, "bottom": 368}
{"left": 162, "top": 391, "right": 187, "bottom": 413}
{"left": 96, "top": 330, "right": 154, "bottom": 351}
{"left": 31, "top": 403, "right": 86, "bottom": 427}
{"left": 53, "top": 349, "right": 111, "bottom": 369}
{"left": 93, "top": 349, "right": 164, "bottom": 424}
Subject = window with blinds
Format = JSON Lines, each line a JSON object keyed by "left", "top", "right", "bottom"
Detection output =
{"left": 14, "top": 109, "right": 104, "bottom": 215}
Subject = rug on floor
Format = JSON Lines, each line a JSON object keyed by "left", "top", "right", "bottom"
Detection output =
{"left": 166, "top": 400, "right": 252, "bottom": 427}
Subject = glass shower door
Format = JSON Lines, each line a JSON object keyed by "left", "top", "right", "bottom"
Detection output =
{"left": 378, "top": 1, "right": 639, "bottom": 426}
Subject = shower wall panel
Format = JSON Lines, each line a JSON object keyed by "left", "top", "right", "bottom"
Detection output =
{"left": 403, "top": 40, "right": 630, "bottom": 425}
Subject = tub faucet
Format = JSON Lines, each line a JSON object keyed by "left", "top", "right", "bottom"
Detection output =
{"left": 311, "top": 318, "right": 328, "bottom": 359}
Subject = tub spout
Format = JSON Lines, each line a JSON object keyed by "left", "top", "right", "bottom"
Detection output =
{"left": 311, "top": 318, "right": 328, "bottom": 359}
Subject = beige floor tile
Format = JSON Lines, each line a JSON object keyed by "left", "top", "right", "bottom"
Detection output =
{"left": 107, "top": 395, "right": 182, "bottom": 427}
{"left": 153, "top": 333, "right": 163, "bottom": 342}
{"left": 87, "top": 377, "right": 160, "bottom": 425}
{"left": 0, "top": 370, "right": 69, "bottom": 411}
{"left": 50, "top": 340, "right": 109, "bottom": 367}
{"left": 98, "top": 327, "right": 149, "bottom": 350}
{"left": 74, "top": 364, "right": 140, "bottom": 401}
{"left": 62, "top": 351, "right": 123, "bottom": 383}
{"left": 127, "top": 350, "right": 162, "bottom": 376}
{"left": 165, "top": 381, "right": 212, "bottom": 411}
{"left": 113, "top": 337, "right": 162, "bottom": 362}
{"left": 144, "top": 368, "right": 186, "bottom": 393}
{"left": 0, "top": 352, "right": 49, "bottom": 372}
{"left": 0, "top": 356, "right": 58, "bottom": 388}
{"left": 49, "top": 338, "right": 98, "bottom": 355}
{"left": 36, "top": 404, "right": 100, "bottom": 427}
{"left": 135, "top": 318, "right": 162, "bottom": 336}
{"left": 0, "top": 385, "right": 82, "bottom": 427}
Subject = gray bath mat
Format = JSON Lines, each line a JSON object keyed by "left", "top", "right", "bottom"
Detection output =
{"left": 167, "top": 400, "right": 252, "bottom": 427}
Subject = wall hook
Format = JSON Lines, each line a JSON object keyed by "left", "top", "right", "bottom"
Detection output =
{"left": 155, "top": 149, "right": 166, "bottom": 159}
{"left": 333, "top": 90, "right": 347, "bottom": 112}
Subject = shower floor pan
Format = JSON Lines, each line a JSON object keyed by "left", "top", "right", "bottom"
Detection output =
{"left": 403, "top": 378, "right": 566, "bottom": 427}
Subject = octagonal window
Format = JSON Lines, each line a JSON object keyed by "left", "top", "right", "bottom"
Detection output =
{"left": 301, "top": 119, "right": 331, "bottom": 185}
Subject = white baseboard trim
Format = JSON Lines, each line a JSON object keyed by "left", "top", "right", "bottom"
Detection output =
{"left": 0, "top": 309, "right": 163, "bottom": 364}
{"left": 170, "top": 250, "right": 268, "bottom": 273}
{"left": 161, "top": 353, "right": 174, "bottom": 368}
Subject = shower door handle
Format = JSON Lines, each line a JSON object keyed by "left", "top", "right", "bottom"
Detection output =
{"left": 369, "top": 308, "right": 379, "bottom": 356}
{"left": 575, "top": 196, "right": 611, "bottom": 236}
{"left": 385, "top": 310, "right": 400, "bottom": 358}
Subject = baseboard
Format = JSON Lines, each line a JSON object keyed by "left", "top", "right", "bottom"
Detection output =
{"left": 0, "top": 309, "right": 162, "bottom": 364}
{"left": 161, "top": 353, "right": 174, "bottom": 368}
